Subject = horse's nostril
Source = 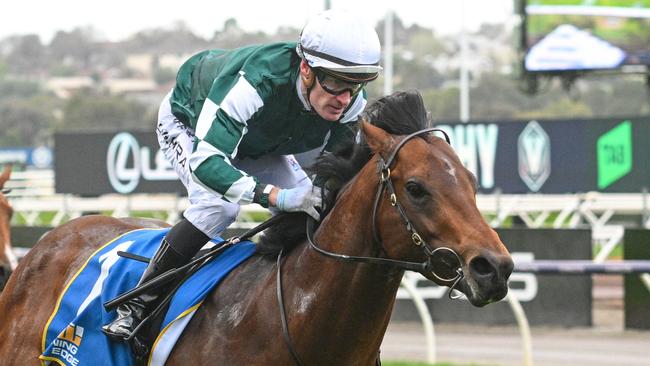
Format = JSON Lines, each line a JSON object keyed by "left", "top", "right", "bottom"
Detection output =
{"left": 470, "top": 256, "right": 494, "bottom": 277}
{"left": 502, "top": 257, "right": 514, "bottom": 279}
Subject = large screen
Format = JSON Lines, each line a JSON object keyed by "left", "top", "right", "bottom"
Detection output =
{"left": 523, "top": 0, "right": 650, "bottom": 73}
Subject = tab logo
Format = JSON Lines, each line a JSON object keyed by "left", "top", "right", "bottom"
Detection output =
{"left": 597, "top": 120, "right": 632, "bottom": 190}
{"left": 518, "top": 121, "right": 551, "bottom": 192}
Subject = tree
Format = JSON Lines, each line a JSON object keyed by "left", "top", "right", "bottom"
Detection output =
{"left": 121, "top": 22, "right": 210, "bottom": 54}
{"left": 516, "top": 98, "right": 592, "bottom": 119}
{"left": 49, "top": 28, "right": 98, "bottom": 71}
{"left": 582, "top": 77, "right": 649, "bottom": 117}
{"left": 60, "top": 90, "right": 151, "bottom": 131}
{"left": 3, "top": 34, "right": 46, "bottom": 75}
{"left": 426, "top": 87, "right": 461, "bottom": 121}
{"left": 393, "top": 56, "right": 445, "bottom": 90}
{"left": 211, "top": 18, "right": 271, "bottom": 49}
{"left": 0, "top": 95, "right": 58, "bottom": 146}
{"left": 0, "top": 79, "right": 41, "bottom": 98}
{"left": 153, "top": 67, "right": 177, "bottom": 86}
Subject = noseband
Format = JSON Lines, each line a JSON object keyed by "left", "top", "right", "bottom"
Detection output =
{"left": 306, "top": 127, "right": 464, "bottom": 294}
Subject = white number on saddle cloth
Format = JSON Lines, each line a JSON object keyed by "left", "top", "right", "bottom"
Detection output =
{"left": 77, "top": 241, "right": 135, "bottom": 315}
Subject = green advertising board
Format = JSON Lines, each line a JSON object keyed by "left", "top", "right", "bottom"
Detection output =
{"left": 597, "top": 120, "right": 633, "bottom": 189}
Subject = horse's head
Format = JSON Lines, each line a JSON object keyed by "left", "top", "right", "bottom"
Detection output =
{"left": 362, "top": 122, "right": 513, "bottom": 307}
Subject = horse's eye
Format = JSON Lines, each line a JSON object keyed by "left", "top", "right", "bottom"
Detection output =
{"left": 405, "top": 181, "right": 429, "bottom": 200}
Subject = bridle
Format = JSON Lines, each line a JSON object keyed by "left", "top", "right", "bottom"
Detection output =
{"left": 308, "top": 127, "right": 465, "bottom": 288}
{"left": 276, "top": 127, "right": 465, "bottom": 365}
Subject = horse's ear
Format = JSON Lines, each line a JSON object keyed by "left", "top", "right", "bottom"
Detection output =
{"left": 361, "top": 121, "right": 394, "bottom": 156}
{"left": 0, "top": 164, "right": 11, "bottom": 188}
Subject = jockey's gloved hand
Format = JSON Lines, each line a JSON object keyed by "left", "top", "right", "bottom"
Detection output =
{"left": 276, "top": 185, "right": 322, "bottom": 220}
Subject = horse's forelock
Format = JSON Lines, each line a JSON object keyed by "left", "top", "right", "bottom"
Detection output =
{"left": 364, "top": 90, "right": 430, "bottom": 135}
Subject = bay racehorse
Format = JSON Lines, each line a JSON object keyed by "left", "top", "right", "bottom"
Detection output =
{"left": 0, "top": 164, "right": 17, "bottom": 290}
{"left": 0, "top": 91, "right": 512, "bottom": 365}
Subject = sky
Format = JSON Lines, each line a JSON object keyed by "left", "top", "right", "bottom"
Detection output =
{"left": 0, "top": 0, "right": 515, "bottom": 43}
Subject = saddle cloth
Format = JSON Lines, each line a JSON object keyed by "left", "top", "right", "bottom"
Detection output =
{"left": 40, "top": 228, "right": 256, "bottom": 366}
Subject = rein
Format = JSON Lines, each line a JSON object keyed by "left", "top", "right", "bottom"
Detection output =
{"left": 276, "top": 127, "right": 465, "bottom": 365}
{"left": 306, "top": 127, "right": 465, "bottom": 288}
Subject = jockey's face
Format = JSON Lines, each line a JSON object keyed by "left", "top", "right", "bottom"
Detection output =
{"left": 300, "top": 61, "right": 352, "bottom": 122}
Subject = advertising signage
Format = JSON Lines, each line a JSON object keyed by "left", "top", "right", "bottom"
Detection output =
{"left": 55, "top": 130, "right": 185, "bottom": 195}
{"left": 55, "top": 117, "right": 650, "bottom": 195}
{"left": 437, "top": 116, "right": 650, "bottom": 194}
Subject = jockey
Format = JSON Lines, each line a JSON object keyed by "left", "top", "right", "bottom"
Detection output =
{"left": 102, "top": 9, "right": 382, "bottom": 340}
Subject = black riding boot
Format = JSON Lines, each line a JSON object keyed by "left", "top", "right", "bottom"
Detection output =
{"left": 102, "top": 218, "right": 210, "bottom": 340}
{"left": 101, "top": 239, "right": 187, "bottom": 340}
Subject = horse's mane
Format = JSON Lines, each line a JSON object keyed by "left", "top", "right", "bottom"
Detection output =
{"left": 256, "top": 90, "right": 430, "bottom": 256}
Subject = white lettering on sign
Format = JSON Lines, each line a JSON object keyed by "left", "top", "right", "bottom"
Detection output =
{"left": 437, "top": 124, "right": 498, "bottom": 189}
{"left": 508, "top": 252, "right": 538, "bottom": 302}
{"left": 106, "top": 132, "right": 177, "bottom": 194}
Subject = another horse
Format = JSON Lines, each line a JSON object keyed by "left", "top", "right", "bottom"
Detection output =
{"left": 0, "top": 164, "right": 17, "bottom": 290}
{"left": 0, "top": 91, "right": 512, "bottom": 365}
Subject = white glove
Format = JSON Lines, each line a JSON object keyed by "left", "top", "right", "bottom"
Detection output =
{"left": 276, "top": 185, "right": 322, "bottom": 220}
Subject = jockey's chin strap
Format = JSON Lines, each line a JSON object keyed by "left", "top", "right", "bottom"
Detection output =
{"left": 305, "top": 127, "right": 465, "bottom": 294}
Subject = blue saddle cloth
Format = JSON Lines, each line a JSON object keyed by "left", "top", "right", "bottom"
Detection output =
{"left": 40, "top": 228, "right": 256, "bottom": 366}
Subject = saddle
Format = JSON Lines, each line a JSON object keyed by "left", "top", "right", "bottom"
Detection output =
{"left": 108, "top": 239, "right": 245, "bottom": 363}
{"left": 106, "top": 217, "right": 282, "bottom": 363}
{"left": 40, "top": 228, "right": 257, "bottom": 366}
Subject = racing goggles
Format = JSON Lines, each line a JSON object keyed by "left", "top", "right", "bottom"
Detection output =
{"left": 315, "top": 69, "right": 366, "bottom": 96}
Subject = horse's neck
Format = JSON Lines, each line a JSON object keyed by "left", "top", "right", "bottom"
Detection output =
{"left": 287, "top": 164, "right": 404, "bottom": 361}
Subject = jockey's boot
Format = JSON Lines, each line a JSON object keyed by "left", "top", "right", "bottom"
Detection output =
{"left": 101, "top": 218, "right": 210, "bottom": 340}
{"left": 101, "top": 239, "right": 187, "bottom": 340}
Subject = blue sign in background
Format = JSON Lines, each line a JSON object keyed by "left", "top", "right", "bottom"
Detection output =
{"left": 0, "top": 147, "right": 53, "bottom": 169}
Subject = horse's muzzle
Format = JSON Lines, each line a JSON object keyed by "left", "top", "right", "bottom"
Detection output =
{"left": 465, "top": 252, "right": 514, "bottom": 306}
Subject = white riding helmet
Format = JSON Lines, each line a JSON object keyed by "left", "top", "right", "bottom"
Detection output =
{"left": 297, "top": 9, "right": 382, "bottom": 82}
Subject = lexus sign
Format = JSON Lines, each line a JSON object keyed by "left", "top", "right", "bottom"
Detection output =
{"left": 106, "top": 132, "right": 177, "bottom": 194}
{"left": 55, "top": 130, "right": 185, "bottom": 195}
